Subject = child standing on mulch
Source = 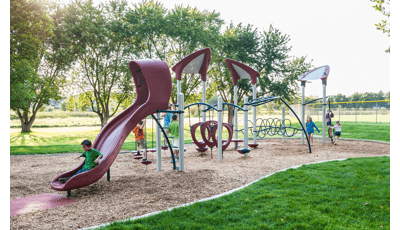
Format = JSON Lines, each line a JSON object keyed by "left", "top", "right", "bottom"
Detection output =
{"left": 132, "top": 120, "right": 146, "bottom": 155}
{"left": 329, "top": 121, "right": 342, "bottom": 145}
{"left": 168, "top": 115, "right": 179, "bottom": 162}
{"left": 306, "top": 116, "right": 320, "bottom": 146}
{"left": 326, "top": 110, "right": 335, "bottom": 142}
{"left": 161, "top": 104, "right": 174, "bottom": 147}
{"left": 58, "top": 139, "right": 103, "bottom": 183}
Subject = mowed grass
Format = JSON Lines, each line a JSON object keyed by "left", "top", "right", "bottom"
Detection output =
{"left": 10, "top": 121, "right": 389, "bottom": 155}
{"left": 289, "top": 121, "right": 390, "bottom": 142}
{"left": 96, "top": 156, "right": 390, "bottom": 230}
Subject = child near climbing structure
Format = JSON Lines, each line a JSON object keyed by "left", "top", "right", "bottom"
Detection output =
{"left": 168, "top": 115, "right": 179, "bottom": 161}
{"left": 306, "top": 116, "right": 320, "bottom": 146}
{"left": 326, "top": 110, "right": 334, "bottom": 142}
{"left": 329, "top": 121, "right": 342, "bottom": 145}
{"left": 132, "top": 120, "right": 146, "bottom": 155}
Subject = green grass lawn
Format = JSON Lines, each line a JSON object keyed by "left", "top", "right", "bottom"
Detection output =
{"left": 292, "top": 121, "right": 390, "bottom": 142}
{"left": 96, "top": 156, "right": 390, "bottom": 230}
{"left": 10, "top": 121, "right": 389, "bottom": 155}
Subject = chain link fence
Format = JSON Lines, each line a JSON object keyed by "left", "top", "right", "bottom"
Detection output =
{"left": 289, "top": 100, "right": 390, "bottom": 123}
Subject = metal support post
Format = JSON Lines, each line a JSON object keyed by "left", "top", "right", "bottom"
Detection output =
{"left": 234, "top": 85, "right": 238, "bottom": 149}
{"left": 243, "top": 96, "right": 249, "bottom": 157}
{"left": 178, "top": 93, "right": 185, "bottom": 171}
{"left": 107, "top": 169, "right": 110, "bottom": 181}
{"left": 156, "top": 112, "right": 162, "bottom": 172}
{"left": 376, "top": 102, "right": 378, "bottom": 123}
{"left": 202, "top": 81, "right": 206, "bottom": 123}
{"left": 252, "top": 84, "right": 257, "bottom": 144}
{"left": 355, "top": 103, "right": 357, "bottom": 123}
{"left": 301, "top": 81, "right": 306, "bottom": 145}
{"left": 218, "top": 96, "right": 223, "bottom": 162}
{"left": 322, "top": 80, "right": 327, "bottom": 145}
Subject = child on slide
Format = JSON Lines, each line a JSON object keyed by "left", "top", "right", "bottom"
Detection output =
{"left": 306, "top": 116, "right": 320, "bottom": 146}
{"left": 329, "top": 121, "right": 342, "bottom": 145}
{"left": 58, "top": 139, "right": 103, "bottom": 183}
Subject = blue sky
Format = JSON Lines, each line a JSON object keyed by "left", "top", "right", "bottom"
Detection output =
{"left": 78, "top": 0, "right": 391, "bottom": 97}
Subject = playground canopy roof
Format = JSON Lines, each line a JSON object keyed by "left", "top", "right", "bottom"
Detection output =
{"left": 298, "top": 65, "right": 330, "bottom": 82}
{"left": 225, "top": 58, "right": 260, "bottom": 86}
{"left": 172, "top": 48, "right": 211, "bottom": 82}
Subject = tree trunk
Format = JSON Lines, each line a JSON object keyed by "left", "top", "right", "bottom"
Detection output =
{"left": 21, "top": 120, "right": 33, "bottom": 133}
{"left": 99, "top": 114, "right": 110, "bottom": 129}
{"left": 18, "top": 108, "right": 39, "bottom": 133}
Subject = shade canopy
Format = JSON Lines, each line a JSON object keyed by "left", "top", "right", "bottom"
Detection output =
{"left": 172, "top": 48, "right": 211, "bottom": 82}
{"left": 225, "top": 59, "right": 260, "bottom": 86}
{"left": 298, "top": 65, "right": 330, "bottom": 82}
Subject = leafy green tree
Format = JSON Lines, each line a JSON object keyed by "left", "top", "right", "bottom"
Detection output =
{"left": 210, "top": 23, "right": 312, "bottom": 124}
{"left": 119, "top": 92, "right": 135, "bottom": 110}
{"left": 60, "top": 101, "right": 67, "bottom": 111}
{"left": 70, "top": 0, "right": 134, "bottom": 128}
{"left": 66, "top": 96, "right": 76, "bottom": 112}
{"left": 39, "top": 105, "right": 46, "bottom": 112}
{"left": 371, "top": 0, "right": 390, "bottom": 53}
{"left": 77, "top": 93, "right": 91, "bottom": 112}
{"left": 125, "top": 1, "right": 223, "bottom": 104}
{"left": 10, "top": 0, "right": 77, "bottom": 132}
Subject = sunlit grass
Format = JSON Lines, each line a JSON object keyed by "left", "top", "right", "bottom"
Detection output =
{"left": 96, "top": 156, "right": 390, "bottom": 230}
{"left": 10, "top": 120, "right": 389, "bottom": 155}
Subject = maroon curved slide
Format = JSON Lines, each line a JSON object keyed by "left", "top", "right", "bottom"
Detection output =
{"left": 51, "top": 60, "right": 172, "bottom": 193}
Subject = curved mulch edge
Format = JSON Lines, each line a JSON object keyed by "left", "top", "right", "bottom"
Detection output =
{"left": 81, "top": 154, "right": 390, "bottom": 230}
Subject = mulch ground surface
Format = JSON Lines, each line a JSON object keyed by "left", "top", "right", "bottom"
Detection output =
{"left": 10, "top": 138, "right": 389, "bottom": 229}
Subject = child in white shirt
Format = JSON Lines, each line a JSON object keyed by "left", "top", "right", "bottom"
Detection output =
{"left": 329, "top": 121, "right": 342, "bottom": 145}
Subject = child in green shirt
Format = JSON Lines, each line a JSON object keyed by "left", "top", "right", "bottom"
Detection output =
{"left": 168, "top": 115, "right": 179, "bottom": 158}
{"left": 58, "top": 139, "right": 103, "bottom": 183}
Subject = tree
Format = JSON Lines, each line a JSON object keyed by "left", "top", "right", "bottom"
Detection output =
{"left": 10, "top": 0, "right": 77, "bottom": 132}
{"left": 119, "top": 92, "right": 135, "bottom": 110}
{"left": 70, "top": 0, "right": 134, "bottom": 128}
{"left": 66, "top": 96, "right": 76, "bottom": 112}
{"left": 60, "top": 101, "right": 67, "bottom": 111}
{"left": 77, "top": 92, "right": 91, "bottom": 111}
{"left": 209, "top": 23, "right": 312, "bottom": 125}
{"left": 124, "top": 1, "right": 223, "bottom": 104}
{"left": 371, "top": 0, "right": 390, "bottom": 53}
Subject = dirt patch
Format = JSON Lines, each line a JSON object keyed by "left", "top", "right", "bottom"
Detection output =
{"left": 10, "top": 138, "right": 389, "bottom": 230}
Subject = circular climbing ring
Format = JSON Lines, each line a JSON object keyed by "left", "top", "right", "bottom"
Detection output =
{"left": 210, "top": 123, "right": 233, "bottom": 151}
{"left": 191, "top": 122, "right": 210, "bottom": 149}
{"left": 200, "top": 121, "right": 218, "bottom": 148}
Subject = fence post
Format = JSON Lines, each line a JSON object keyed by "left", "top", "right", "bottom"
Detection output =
{"left": 339, "top": 106, "right": 340, "bottom": 121}
{"left": 355, "top": 103, "right": 357, "bottom": 123}
{"left": 376, "top": 102, "right": 378, "bottom": 123}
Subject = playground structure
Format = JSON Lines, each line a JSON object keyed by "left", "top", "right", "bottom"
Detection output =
{"left": 50, "top": 48, "right": 311, "bottom": 197}
{"left": 298, "top": 65, "right": 331, "bottom": 145}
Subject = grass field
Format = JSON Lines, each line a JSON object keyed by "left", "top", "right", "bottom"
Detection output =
{"left": 10, "top": 108, "right": 390, "bottom": 128}
{"left": 9, "top": 121, "right": 389, "bottom": 155}
{"left": 96, "top": 156, "right": 390, "bottom": 230}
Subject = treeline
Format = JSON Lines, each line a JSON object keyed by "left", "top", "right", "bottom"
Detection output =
{"left": 301, "top": 91, "right": 390, "bottom": 109}
{"left": 328, "top": 91, "right": 390, "bottom": 109}
{"left": 11, "top": 0, "right": 312, "bottom": 132}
